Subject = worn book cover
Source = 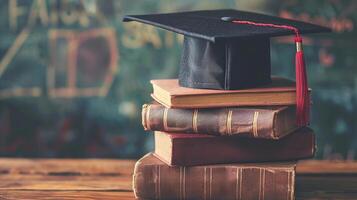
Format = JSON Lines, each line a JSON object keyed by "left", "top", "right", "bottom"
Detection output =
{"left": 150, "top": 77, "right": 311, "bottom": 108}
{"left": 133, "top": 153, "right": 296, "bottom": 200}
{"left": 142, "top": 103, "right": 297, "bottom": 139}
{"left": 154, "top": 127, "right": 315, "bottom": 166}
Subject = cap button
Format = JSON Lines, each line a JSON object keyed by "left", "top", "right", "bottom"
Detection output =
{"left": 221, "top": 17, "right": 234, "bottom": 22}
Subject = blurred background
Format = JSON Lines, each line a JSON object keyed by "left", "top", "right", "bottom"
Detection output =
{"left": 0, "top": 0, "right": 355, "bottom": 159}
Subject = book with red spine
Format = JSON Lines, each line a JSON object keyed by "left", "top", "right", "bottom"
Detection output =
{"left": 154, "top": 127, "right": 315, "bottom": 166}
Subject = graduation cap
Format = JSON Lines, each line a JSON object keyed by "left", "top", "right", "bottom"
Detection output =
{"left": 123, "top": 9, "right": 331, "bottom": 126}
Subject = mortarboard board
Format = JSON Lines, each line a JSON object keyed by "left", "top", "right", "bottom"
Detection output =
{"left": 123, "top": 9, "right": 331, "bottom": 126}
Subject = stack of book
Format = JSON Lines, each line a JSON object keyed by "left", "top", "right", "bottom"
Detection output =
{"left": 133, "top": 77, "right": 315, "bottom": 200}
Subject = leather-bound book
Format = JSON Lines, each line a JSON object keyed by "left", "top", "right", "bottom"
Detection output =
{"left": 142, "top": 103, "right": 297, "bottom": 139}
{"left": 133, "top": 153, "right": 296, "bottom": 200}
{"left": 154, "top": 127, "right": 315, "bottom": 166}
{"left": 150, "top": 77, "right": 311, "bottom": 108}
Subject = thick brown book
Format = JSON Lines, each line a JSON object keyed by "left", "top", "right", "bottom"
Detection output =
{"left": 133, "top": 153, "right": 296, "bottom": 200}
{"left": 154, "top": 127, "right": 315, "bottom": 166}
{"left": 142, "top": 103, "right": 297, "bottom": 139}
{"left": 151, "top": 77, "right": 311, "bottom": 108}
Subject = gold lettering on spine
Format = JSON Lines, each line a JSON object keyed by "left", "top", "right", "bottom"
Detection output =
{"left": 192, "top": 109, "right": 199, "bottom": 133}
{"left": 163, "top": 108, "right": 169, "bottom": 131}
{"left": 253, "top": 111, "right": 259, "bottom": 137}
{"left": 226, "top": 109, "right": 233, "bottom": 135}
{"left": 141, "top": 104, "right": 148, "bottom": 130}
{"left": 145, "top": 105, "right": 152, "bottom": 130}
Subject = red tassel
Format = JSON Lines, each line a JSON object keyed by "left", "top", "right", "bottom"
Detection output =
{"left": 230, "top": 19, "right": 311, "bottom": 126}
{"left": 295, "top": 36, "right": 309, "bottom": 126}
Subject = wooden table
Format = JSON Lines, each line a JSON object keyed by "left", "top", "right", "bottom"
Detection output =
{"left": 0, "top": 159, "right": 356, "bottom": 200}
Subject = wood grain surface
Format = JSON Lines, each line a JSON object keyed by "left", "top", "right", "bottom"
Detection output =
{"left": 0, "top": 158, "right": 356, "bottom": 199}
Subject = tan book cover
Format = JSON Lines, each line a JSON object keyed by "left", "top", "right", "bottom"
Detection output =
{"left": 150, "top": 77, "right": 311, "bottom": 108}
{"left": 133, "top": 153, "right": 296, "bottom": 200}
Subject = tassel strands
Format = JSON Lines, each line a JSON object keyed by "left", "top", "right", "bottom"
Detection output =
{"left": 295, "top": 36, "right": 309, "bottom": 126}
{"left": 228, "top": 19, "right": 310, "bottom": 126}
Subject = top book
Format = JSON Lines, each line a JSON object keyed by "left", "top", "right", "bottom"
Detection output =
{"left": 151, "top": 77, "right": 311, "bottom": 108}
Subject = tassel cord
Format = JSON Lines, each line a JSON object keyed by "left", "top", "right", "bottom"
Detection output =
{"left": 231, "top": 20, "right": 309, "bottom": 126}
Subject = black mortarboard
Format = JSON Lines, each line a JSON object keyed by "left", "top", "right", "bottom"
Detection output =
{"left": 123, "top": 9, "right": 331, "bottom": 126}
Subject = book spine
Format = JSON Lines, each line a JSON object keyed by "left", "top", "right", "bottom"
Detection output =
{"left": 133, "top": 157, "right": 296, "bottom": 200}
{"left": 142, "top": 104, "right": 297, "bottom": 139}
{"left": 155, "top": 128, "right": 315, "bottom": 166}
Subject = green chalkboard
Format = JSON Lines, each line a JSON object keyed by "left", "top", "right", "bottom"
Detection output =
{"left": 0, "top": 0, "right": 356, "bottom": 159}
